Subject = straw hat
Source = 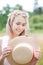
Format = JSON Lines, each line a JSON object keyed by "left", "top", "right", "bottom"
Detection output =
{"left": 7, "top": 36, "right": 39, "bottom": 65}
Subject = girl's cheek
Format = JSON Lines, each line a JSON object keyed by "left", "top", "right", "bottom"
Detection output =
{"left": 12, "top": 25, "right": 17, "bottom": 31}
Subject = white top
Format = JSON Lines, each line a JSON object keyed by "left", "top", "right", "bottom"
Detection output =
{"left": 0, "top": 35, "right": 10, "bottom": 65}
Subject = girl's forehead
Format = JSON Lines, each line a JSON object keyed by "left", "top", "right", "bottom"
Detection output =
{"left": 14, "top": 15, "right": 27, "bottom": 23}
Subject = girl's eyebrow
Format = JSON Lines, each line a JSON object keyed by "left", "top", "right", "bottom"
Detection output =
{"left": 16, "top": 21, "right": 21, "bottom": 24}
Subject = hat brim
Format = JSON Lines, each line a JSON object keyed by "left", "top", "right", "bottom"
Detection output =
{"left": 7, "top": 36, "right": 39, "bottom": 65}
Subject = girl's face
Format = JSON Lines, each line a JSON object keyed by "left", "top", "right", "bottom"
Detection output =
{"left": 12, "top": 15, "right": 27, "bottom": 36}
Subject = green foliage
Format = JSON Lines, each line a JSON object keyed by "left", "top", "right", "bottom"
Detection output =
{"left": 13, "top": 4, "right": 23, "bottom": 10}
{"left": 0, "top": 13, "right": 8, "bottom": 30}
{"left": 0, "top": 4, "right": 11, "bottom": 30}
{"left": 29, "top": 14, "right": 43, "bottom": 33}
{"left": 0, "top": 28, "right": 6, "bottom": 34}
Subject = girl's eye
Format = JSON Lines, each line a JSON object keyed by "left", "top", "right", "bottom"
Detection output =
{"left": 22, "top": 24, "right": 26, "bottom": 26}
{"left": 16, "top": 23, "right": 20, "bottom": 25}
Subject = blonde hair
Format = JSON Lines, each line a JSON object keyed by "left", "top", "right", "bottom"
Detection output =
{"left": 6, "top": 10, "right": 30, "bottom": 36}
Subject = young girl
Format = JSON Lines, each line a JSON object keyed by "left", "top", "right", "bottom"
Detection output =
{"left": 0, "top": 10, "right": 40, "bottom": 65}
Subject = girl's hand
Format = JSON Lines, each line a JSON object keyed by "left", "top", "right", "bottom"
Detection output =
{"left": 29, "top": 49, "right": 40, "bottom": 65}
{"left": 33, "top": 49, "right": 40, "bottom": 60}
{"left": 1, "top": 46, "right": 12, "bottom": 59}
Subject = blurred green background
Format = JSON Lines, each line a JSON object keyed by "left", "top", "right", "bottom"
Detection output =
{"left": 0, "top": 4, "right": 43, "bottom": 65}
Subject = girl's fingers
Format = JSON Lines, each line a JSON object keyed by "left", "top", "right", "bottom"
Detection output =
{"left": 2, "top": 51, "right": 11, "bottom": 57}
{"left": 19, "top": 30, "right": 25, "bottom": 36}
{"left": 3, "top": 50, "right": 11, "bottom": 54}
{"left": 2, "top": 47, "right": 12, "bottom": 58}
{"left": 3, "top": 47, "right": 12, "bottom": 51}
{"left": 33, "top": 49, "right": 40, "bottom": 59}
{"left": 2, "top": 50, "right": 11, "bottom": 58}
{"left": 3, "top": 47, "right": 12, "bottom": 52}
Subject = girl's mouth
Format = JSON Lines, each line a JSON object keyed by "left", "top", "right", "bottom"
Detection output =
{"left": 19, "top": 30, "right": 25, "bottom": 36}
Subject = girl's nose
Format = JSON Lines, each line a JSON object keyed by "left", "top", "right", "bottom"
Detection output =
{"left": 19, "top": 25, "right": 24, "bottom": 30}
